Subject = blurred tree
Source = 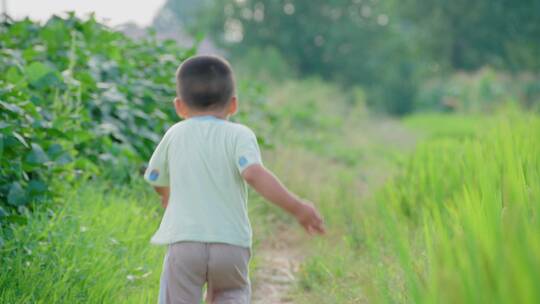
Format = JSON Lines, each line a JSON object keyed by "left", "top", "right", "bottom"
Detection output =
{"left": 155, "top": 0, "right": 540, "bottom": 114}
{"left": 156, "top": 0, "right": 419, "bottom": 114}
{"left": 394, "top": 0, "right": 540, "bottom": 71}
{"left": 201, "top": 0, "right": 398, "bottom": 82}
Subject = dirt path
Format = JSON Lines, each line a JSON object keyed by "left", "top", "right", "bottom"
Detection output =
{"left": 251, "top": 223, "right": 306, "bottom": 304}
{"left": 251, "top": 118, "right": 417, "bottom": 303}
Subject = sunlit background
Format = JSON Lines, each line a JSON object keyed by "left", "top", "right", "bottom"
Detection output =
{"left": 1, "top": 1, "right": 540, "bottom": 304}
{"left": 6, "top": 0, "right": 165, "bottom": 26}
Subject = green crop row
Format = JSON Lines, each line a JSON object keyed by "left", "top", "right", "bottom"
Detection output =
{"left": 0, "top": 15, "right": 194, "bottom": 224}
{"left": 372, "top": 112, "right": 540, "bottom": 303}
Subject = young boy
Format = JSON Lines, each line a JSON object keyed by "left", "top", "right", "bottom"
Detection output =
{"left": 144, "top": 55, "right": 325, "bottom": 304}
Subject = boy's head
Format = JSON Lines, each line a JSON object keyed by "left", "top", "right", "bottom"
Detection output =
{"left": 175, "top": 55, "right": 236, "bottom": 114}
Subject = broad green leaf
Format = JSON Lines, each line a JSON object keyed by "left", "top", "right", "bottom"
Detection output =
{"left": 26, "top": 62, "right": 53, "bottom": 83}
{"left": 0, "top": 100, "right": 25, "bottom": 115}
{"left": 26, "top": 143, "right": 50, "bottom": 165}
{"left": 46, "top": 143, "right": 64, "bottom": 158}
{"left": 25, "top": 62, "right": 61, "bottom": 89}
{"left": 32, "top": 120, "right": 52, "bottom": 129}
{"left": 35, "top": 72, "right": 63, "bottom": 89}
{"left": 0, "top": 206, "right": 6, "bottom": 217}
{"left": 55, "top": 152, "right": 73, "bottom": 165}
{"left": 6, "top": 66, "right": 25, "bottom": 84}
{"left": 11, "top": 132, "right": 29, "bottom": 148}
{"left": 7, "top": 182, "right": 27, "bottom": 206}
{"left": 28, "top": 179, "right": 48, "bottom": 195}
{"left": 43, "top": 128, "right": 66, "bottom": 138}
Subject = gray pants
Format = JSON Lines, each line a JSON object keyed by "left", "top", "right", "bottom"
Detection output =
{"left": 158, "top": 242, "right": 251, "bottom": 304}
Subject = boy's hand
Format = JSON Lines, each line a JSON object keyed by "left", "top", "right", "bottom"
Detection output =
{"left": 293, "top": 201, "right": 326, "bottom": 235}
{"left": 242, "top": 164, "right": 326, "bottom": 236}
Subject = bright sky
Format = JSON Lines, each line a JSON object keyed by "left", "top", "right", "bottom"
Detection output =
{"left": 6, "top": 0, "right": 166, "bottom": 26}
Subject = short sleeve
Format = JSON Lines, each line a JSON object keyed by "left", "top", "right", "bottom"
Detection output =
{"left": 235, "top": 128, "right": 263, "bottom": 173}
{"left": 144, "top": 133, "right": 170, "bottom": 187}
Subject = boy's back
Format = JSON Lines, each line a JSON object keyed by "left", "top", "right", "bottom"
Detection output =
{"left": 147, "top": 116, "right": 261, "bottom": 248}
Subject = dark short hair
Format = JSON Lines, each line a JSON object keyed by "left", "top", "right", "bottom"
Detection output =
{"left": 176, "top": 55, "right": 235, "bottom": 110}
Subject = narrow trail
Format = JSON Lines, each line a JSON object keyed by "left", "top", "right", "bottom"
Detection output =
{"left": 250, "top": 118, "right": 417, "bottom": 303}
{"left": 252, "top": 223, "right": 305, "bottom": 304}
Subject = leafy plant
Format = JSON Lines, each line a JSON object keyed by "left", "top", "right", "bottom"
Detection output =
{"left": 0, "top": 14, "right": 195, "bottom": 224}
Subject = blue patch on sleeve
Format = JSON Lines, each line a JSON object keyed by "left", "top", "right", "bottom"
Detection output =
{"left": 149, "top": 169, "right": 160, "bottom": 181}
{"left": 238, "top": 156, "right": 248, "bottom": 167}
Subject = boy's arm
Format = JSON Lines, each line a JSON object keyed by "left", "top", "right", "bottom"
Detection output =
{"left": 242, "top": 164, "right": 325, "bottom": 235}
{"left": 153, "top": 186, "right": 170, "bottom": 209}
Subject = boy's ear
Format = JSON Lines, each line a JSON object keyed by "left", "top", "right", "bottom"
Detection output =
{"left": 228, "top": 96, "right": 238, "bottom": 116}
{"left": 174, "top": 97, "right": 188, "bottom": 119}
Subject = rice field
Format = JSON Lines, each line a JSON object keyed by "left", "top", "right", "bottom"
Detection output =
{"left": 292, "top": 111, "right": 540, "bottom": 303}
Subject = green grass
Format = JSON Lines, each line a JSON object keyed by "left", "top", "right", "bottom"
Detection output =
{"left": 0, "top": 183, "right": 165, "bottom": 303}
{"left": 291, "top": 111, "right": 540, "bottom": 303}
{"left": 403, "top": 112, "right": 489, "bottom": 139}
{"left": 374, "top": 112, "right": 540, "bottom": 303}
{"left": 0, "top": 178, "right": 288, "bottom": 303}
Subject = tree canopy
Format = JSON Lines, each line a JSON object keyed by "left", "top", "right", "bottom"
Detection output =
{"left": 154, "top": 0, "right": 540, "bottom": 114}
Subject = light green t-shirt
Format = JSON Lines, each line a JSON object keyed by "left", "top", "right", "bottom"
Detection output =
{"left": 144, "top": 115, "right": 262, "bottom": 248}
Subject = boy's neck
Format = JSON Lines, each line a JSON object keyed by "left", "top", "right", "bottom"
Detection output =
{"left": 185, "top": 110, "right": 229, "bottom": 120}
